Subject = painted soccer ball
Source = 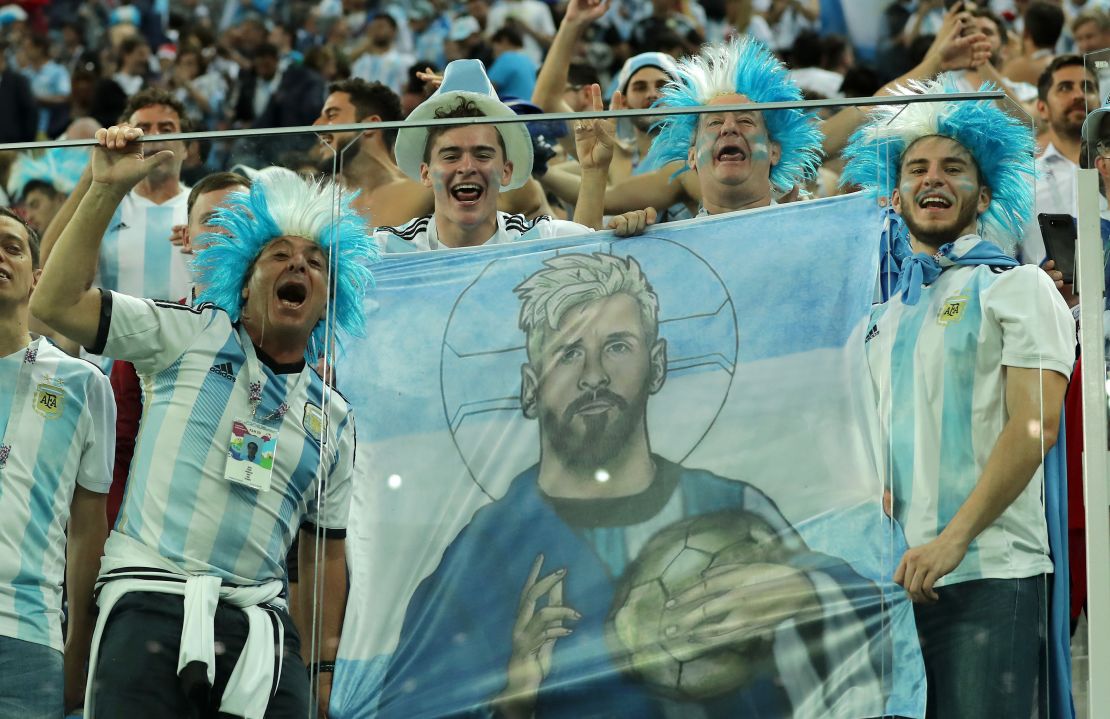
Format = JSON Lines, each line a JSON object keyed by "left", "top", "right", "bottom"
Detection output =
{"left": 606, "top": 509, "right": 798, "bottom": 701}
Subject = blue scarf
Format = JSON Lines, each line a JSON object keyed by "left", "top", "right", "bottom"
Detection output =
{"left": 894, "top": 233, "right": 1019, "bottom": 305}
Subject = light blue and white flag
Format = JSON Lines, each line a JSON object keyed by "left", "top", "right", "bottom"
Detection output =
{"left": 331, "top": 193, "right": 926, "bottom": 719}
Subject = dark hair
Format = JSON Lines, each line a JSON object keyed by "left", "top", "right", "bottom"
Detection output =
{"left": 491, "top": 26, "right": 524, "bottom": 47}
{"left": 27, "top": 34, "right": 50, "bottom": 54}
{"left": 1037, "top": 54, "right": 1094, "bottom": 103}
{"left": 187, "top": 172, "right": 251, "bottom": 219}
{"left": 567, "top": 62, "right": 600, "bottom": 89}
{"left": 21, "top": 179, "right": 61, "bottom": 201}
{"left": 253, "top": 42, "right": 279, "bottom": 61}
{"left": 176, "top": 46, "right": 208, "bottom": 74}
{"left": 908, "top": 34, "right": 935, "bottom": 69}
{"left": 119, "top": 87, "right": 192, "bottom": 131}
{"left": 790, "top": 30, "right": 822, "bottom": 69}
{"left": 969, "top": 7, "right": 1008, "bottom": 46}
{"left": 1026, "top": 1, "right": 1065, "bottom": 49}
{"left": 0, "top": 207, "right": 41, "bottom": 269}
{"left": 819, "top": 34, "right": 849, "bottom": 70}
{"left": 369, "top": 12, "right": 398, "bottom": 30}
{"left": 840, "top": 64, "right": 881, "bottom": 97}
{"left": 117, "top": 36, "right": 148, "bottom": 63}
{"left": 327, "top": 78, "right": 403, "bottom": 150}
{"left": 423, "top": 98, "right": 507, "bottom": 163}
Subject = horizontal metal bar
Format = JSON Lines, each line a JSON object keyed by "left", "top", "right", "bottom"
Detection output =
{"left": 0, "top": 91, "right": 1009, "bottom": 151}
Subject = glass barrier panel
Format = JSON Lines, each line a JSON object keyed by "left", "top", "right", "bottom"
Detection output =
{"left": 0, "top": 88, "right": 1080, "bottom": 719}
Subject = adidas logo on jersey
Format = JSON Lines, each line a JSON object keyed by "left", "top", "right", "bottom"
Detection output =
{"left": 865, "top": 325, "right": 879, "bottom": 343}
{"left": 110, "top": 221, "right": 130, "bottom": 233}
{"left": 209, "top": 362, "right": 235, "bottom": 381}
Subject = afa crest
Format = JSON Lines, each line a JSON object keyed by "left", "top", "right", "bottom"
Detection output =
{"left": 937, "top": 295, "right": 968, "bottom": 326}
{"left": 33, "top": 382, "right": 65, "bottom": 419}
{"left": 303, "top": 403, "right": 328, "bottom": 442}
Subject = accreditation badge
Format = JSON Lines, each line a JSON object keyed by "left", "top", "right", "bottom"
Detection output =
{"left": 224, "top": 419, "right": 279, "bottom": 492}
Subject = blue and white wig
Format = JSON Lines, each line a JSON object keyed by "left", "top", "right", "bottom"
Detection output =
{"left": 193, "top": 168, "right": 378, "bottom": 363}
{"left": 7, "top": 146, "right": 88, "bottom": 199}
{"left": 840, "top": 76, "right": 1035, "bottom": 246}
{"left": 641, "top": 37, "right": 823, "bottom": 193}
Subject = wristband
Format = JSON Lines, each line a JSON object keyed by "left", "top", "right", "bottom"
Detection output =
{"left": 309, "top": 660, "right": 336, "bottom": 675}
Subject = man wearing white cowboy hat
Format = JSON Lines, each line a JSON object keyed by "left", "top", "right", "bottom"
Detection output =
{"left": 376, "top": 59, "right": 653, "bottom": 252}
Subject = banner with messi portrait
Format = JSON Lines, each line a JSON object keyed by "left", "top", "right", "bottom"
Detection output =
{"left": 329, "top": 192, "right": 927, "bottom": 719}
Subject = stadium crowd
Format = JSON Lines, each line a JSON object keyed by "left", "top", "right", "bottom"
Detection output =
{"left": 0, "top": 0, "right": 1108, "bottom": 717}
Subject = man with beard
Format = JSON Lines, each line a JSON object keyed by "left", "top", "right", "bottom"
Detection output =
{"left": 350, "top": 12, "right": 415, "bottom": 96}
{"left": 1021, "top": 54, "right": 1100, "bottom": 264}
{"left": 842, "top": 77, "right": 1074, "bottom": 718}
{"left": 40, "top": 88, "right": 192, "bottom": 305}
{"left": 557, "top": 4, "right": 991, "bottom": 221}
{"left": 374, "top": 252, "right": 903, "bottom": 719}
{"left": 312, "top": 78, "right": 434, "bottom": 228}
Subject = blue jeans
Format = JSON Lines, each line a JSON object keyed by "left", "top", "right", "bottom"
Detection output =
{"left": 0, "top": 635, "right": 63, "bottom": 718}
{"left": 913, "top": 576, "right": 1047, "bottom": 719}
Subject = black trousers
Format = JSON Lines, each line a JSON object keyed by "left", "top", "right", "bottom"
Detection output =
{"left": 92, "top": 591, "right": 310, "bottom": 718}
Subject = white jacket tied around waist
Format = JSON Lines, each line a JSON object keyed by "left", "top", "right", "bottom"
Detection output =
{"left": 85, "top": 531, "right": 287, "bottom": 719}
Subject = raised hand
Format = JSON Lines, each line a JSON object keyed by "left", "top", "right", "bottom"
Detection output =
{"left": 416, "top": 67, "right": 443, "bottom": 91}
{"left": 493, "top": 554, "right": 580, "bottom": 718}
{"left": 563, "top": 0, "right": 610, "bottom": 27}
{"left": 169, "top": 224, "right": 192, "bottom": 254}
{"left": 932, "top": 7, "right": 992, "bottom": 71}
{"left": 608, "top": 207, "right": 657, "bottom": 237}
{"left": 91, "top": 125, "right": 175, "bottom": 193}
{"left": 574, "top": 84, "right": 618, "bottom": 173}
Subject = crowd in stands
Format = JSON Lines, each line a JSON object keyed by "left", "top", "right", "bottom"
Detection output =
{"left": 0, "top": 0, "right": 1108, "bottom": 225}
{"left": 0, "top": 0, "right": 1109, "bottom": 716}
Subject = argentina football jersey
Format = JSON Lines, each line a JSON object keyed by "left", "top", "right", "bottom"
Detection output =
{"left": 865, "top": 261, "right": 1074, "bottom": 585}
{"left": 97, "top": 188, "right": 192, "bottom": 302}
{"left": 374, "top": 211, "right": 591, "bottom": 253}
{"left": 0, "top": 337, "right": 114, "bottom": 651}
{"left": 92, "top": 290, "right": 356, "bottom": 586}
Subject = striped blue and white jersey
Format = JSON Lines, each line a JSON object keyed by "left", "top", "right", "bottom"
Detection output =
{"left": 374, "top": 211, "right": 591, "bottom": 253}
{"left": 0, "top": 337, "right": 114, "bottom": 651}
{"left": 97, "top": 187, "right": 192, "bottom": 302}
{"left": 94, "top": 291, "right": 357, "bottom": 586}
{"left": 865, "top": 250, "right": 1075, "bottom": 585}
{"left": 350, "top": 49, "right": 415, "bottom": 96}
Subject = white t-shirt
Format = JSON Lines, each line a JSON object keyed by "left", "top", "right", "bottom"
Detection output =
{"left": 1020, "top": 142, "right": 1078, "bottom": 265}
{"left": 753, "top": 0, "right": 820, "bottom": 50}
{"left": 0, "top": 337, "right": 114, "bottom": 651}
{"left": 866, "top": 247, "right": 1074, "bottom": 586}
{"left": 93, "top": 291, "right": 356, "bottom": 586}
{"left": 374, "top": 211, "right": 592, "bottom": 252}
{"left": 486, "top": 0, "right": 556, "bottom": 66}
{"left": 97, "top": 186, "right": 192, "bottom": 302}
{"left": 351, "top": 48, "right": 416, "bottom": 96}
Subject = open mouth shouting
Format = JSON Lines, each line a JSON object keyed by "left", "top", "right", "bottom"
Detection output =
{"left": 0, "top": 267, "right": 11, "bottom": 284}
{"left": 715, "top": 142, "right": 748, "bottom": 165}
{"left": 275, "top": 277, "right": 309, "bottom": 311}
{"left": 450, "top": 181, "right": 485, "bottom": 206}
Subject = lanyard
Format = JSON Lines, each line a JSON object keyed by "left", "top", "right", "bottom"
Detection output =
{"left": 0, "top": 337, "right": 43, "bottom": 471}
{"left": 237, "top": 325, "right": 311, "bottom": 425}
